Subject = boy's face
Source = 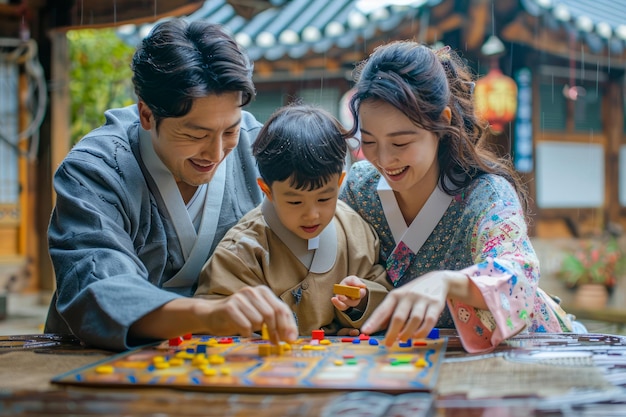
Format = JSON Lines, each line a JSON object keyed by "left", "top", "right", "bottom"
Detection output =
{"left": 261, "top": 173, "right": 344, "bottom": 241}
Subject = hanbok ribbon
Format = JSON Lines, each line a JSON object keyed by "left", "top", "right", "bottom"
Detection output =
{"left": 385, "top": 240, "right": 416, "bottom": 286}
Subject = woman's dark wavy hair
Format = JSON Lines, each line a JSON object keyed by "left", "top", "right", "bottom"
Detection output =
{"left": 131, "top": 18, "right": 255, "bottom": 126}
{"left": 348, "top": 40, "right": 528, "bottom": 213}
{"left": 253, "top": 103, "right": 348, "bottom": 191}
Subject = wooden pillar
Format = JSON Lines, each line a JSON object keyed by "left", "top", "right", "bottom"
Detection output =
{"left": 604, "top": 73, "right": 625, "bottom": 230}
{"left": 36, "top": 29, "right": 71, "bottom": 293}
{"left": 17, "top": 56, "right": 39, "bottom": 292}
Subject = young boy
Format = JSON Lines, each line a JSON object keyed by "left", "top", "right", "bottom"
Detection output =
{"left": 195, "top": 103, "right": 391, "bottom": 335}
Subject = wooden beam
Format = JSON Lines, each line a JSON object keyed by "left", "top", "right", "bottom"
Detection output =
{"left": 464, "top": 0, "right": 489, "bottom": 51}
{"left": 502, "top": 19, "right": 626, "bottom": 66}
{"left": 61, "top": 0, "right": 204, "bottom": 31}
{"left": 226, "top": 0, "right": 275, "bottom": 20}
{"left": 436, "top": 14, "right": 464, "bottom": 34}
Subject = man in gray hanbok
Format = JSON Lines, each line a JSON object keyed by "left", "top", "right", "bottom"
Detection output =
{"left": 44, "top": 19, "right": 297, "bottom": 351}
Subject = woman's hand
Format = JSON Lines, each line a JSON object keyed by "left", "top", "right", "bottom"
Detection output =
{"left": 360, "top": 271, "right": 453, "bottom": 347}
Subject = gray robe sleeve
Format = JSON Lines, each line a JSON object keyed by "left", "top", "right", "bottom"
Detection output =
{"left": 45, "top": 107, "right": 262, "bottom": 351}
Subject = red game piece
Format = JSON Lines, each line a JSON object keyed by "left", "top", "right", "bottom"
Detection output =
{"left": 182, "top": 333, "right": 192, "bottom": 340}
{"left": 311, "top": 329, "right": 325, "bottom": 340}
{"left": 218, "top": 337, "right": 233, "bottom": 344}
{"left": 168, "top": 336, "right": 183, "bottom": 346}
{"left": 358, "top": 334, "right": 370, "bottom": 340}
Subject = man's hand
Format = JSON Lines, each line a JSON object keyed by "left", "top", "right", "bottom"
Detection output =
{"left": 130, "top": 285, "right": 298, "bottom": 345}
{"left": 203, "top": 286, "right": 298, "bottom": 344}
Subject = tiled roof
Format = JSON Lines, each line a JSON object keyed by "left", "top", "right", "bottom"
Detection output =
{"left": 117, "top": 0, "right": 442, "bottom": 61}
{"left": 117, "top": 0, "right": 626, "bottom": 61}
{"left": 521, "top": 0, "right": 626, "bottom": 54}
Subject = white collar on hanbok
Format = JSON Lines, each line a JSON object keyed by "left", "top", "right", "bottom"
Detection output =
{"left": 377, "top": 176, "right": 453, "bottom": 254}
{"left": 261, "top": 198, "right": 338, "bottom": 273}
{"left": 139, "top": 127, "right": 227, "bottom": 289}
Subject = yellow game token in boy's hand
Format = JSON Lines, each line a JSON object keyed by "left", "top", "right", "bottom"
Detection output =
{"left": 333, "top": 284, "right": 361, "bottom": 299}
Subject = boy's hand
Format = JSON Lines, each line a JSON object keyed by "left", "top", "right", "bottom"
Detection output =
{"left": 331, "top": 276, "right": 367, "bottom": 311}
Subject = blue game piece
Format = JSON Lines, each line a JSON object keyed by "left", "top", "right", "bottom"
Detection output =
{"left": 352, "top": 338, "right": 361, "bottom": 344}
{"left": 196, "top": 344, "right": 207, "bottom": 354}
{"left": 398, "top": 339, "right": 412, "bottom": 348}
{"left": 368, "top": 338, "right": 379, "bottom": 346}
{"left": 427, "top": 328, "right": 440, "bottom": 339}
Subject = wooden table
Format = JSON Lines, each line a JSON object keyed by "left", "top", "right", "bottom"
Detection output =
{"left": 2, "top": 332, "right": 626, "bottom": 416}
{"left": 562, "top": 304, "right": 626, "bottom": 332}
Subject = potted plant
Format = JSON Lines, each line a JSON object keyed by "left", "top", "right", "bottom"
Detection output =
{"left": 558, "top": 236, "right": 626, "bottom": 309}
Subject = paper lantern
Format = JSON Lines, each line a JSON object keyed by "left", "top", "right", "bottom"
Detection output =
{"left": 474, "top": 67, "right": 518, "bottom": 133}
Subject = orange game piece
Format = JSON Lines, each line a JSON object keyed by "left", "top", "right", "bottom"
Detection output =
{"left": 333, "top": 284, "right": 361, "bottom": 299}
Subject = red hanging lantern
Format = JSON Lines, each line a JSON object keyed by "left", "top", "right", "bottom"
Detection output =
{"left": 474, "top": 67, "right": 518, "bottom": 133}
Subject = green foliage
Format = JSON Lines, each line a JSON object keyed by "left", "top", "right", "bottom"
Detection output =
{"left": 68, "top": 28, "right": 136, "bottom": 145}
{"left": 558, "top": 237, "right": 626, "bottom": 289}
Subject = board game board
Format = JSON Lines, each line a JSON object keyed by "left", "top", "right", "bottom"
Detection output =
{"left": 52, "top": 334, "right": 447, "bottom": 394}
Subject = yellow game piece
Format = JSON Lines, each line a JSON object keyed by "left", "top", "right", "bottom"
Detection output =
{"left": 202, "top": 367, "right": 217, "bottom": 376}
{"left": 301, "top": 344, "right": 313, "bottom": 350}
{"left": 393, "top": 354, "right": 413, "bottom": 363}
{"left": 95, "top": 365, "right": 115, "bottom": 374}
{"left": 208, "top": 354, "right": 225, "bottom": 365}
{"left": 192, "top": 354, "right": 208, "bottom": 366}
{"left": 270, "top": 342, "right": 287, "bottom": 355}
{"left": 258, "top": 344, "right": 271, "bottom": 357}
{"left": 169, "top": 357, "right": 184, "bottom": 366}
{"left": 220, "top": 367, "right": 231, "bottom": 376}
{"left": 320, "top": 339, "right": 332, "bottom": 345}
{"left": 334, "top": 360, "right": 344, "bottom": 366}
{"left": 207, "top": 339, "right": 219, "bottom": 346}
{"left": 175, "top": 351, "right": 195, "bottom": 360}
{"left": 415, "top": 358, "right": 428, "bottom": 367}
{"left": 261, "top": 323, "right": 269, "bottom": 340}
{"left": 333, "top": 284, "right": 361, "bottom": 299}
{"left": 153, "top": 356, "right": 165, "bottom": 364}
{"left": 154, "top": 361, "right": 170, "bottom": 369}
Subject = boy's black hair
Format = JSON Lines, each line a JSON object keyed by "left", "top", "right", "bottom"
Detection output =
{"left": 252, "top": 103, "right": 348, "bottom": 191}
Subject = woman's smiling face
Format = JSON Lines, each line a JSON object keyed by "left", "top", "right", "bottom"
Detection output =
{"left": 358, "top": 99, "right": 441, "bottom": 196}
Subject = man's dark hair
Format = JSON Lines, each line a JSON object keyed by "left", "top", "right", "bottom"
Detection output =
{"left": 132, "top": 18, "right": 255, "bottom": 125}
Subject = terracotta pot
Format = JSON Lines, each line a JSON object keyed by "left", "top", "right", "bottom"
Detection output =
{"left": 574, "top": 283, "right": 609, "bottom": 310}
